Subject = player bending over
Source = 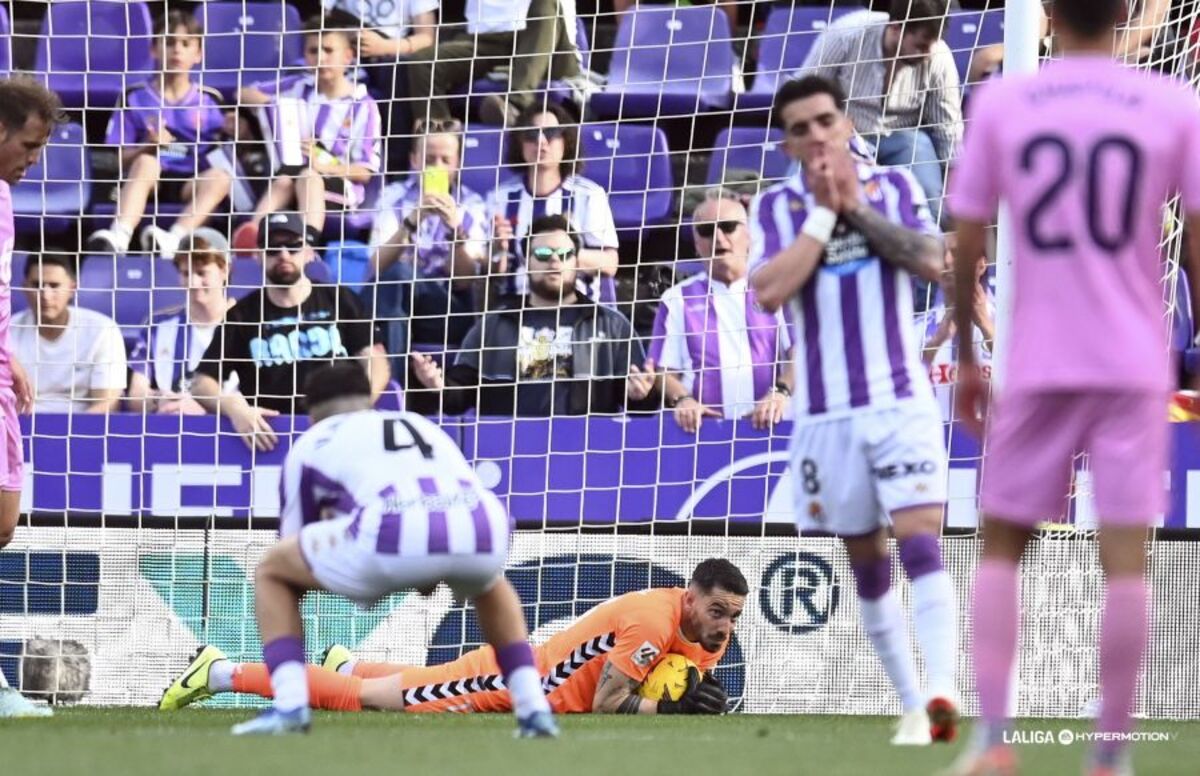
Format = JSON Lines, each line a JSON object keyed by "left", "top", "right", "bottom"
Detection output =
{"left": 947, "top": 1, "right": 1200, "bottom": 774}
{"left": 215, "top": 363, "right": 556, "bottom": 737}
{"left": 750, "top": 75, "right": 959, "bottom": 746}
{"left": 0, "top": 76, "right": 61, "bottom": 719}
{"left": 161, "top": 558, "right": 744, "bottom": 715}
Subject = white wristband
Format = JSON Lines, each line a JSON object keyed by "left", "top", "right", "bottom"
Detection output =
{"left": 801, "top": 206, "right": 838, "bottom": 244}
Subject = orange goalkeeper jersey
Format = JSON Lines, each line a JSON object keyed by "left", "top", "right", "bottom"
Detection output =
{"left": 397, "top": 587, "right": 726, "bottom": 713}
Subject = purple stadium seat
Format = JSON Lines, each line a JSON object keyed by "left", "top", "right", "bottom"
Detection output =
{"left": 12, "top": 123, "right": 91, "bottom": 235}
{"left": 304, "top": 259, "right": 334, "bottom": 283}
{"left": 373, "top": 379, "right": 405, "bottom": 411}
{"left": 706, "top": 127, "right": 789, "bottom": 185}
{"left": 196, "top": 3, "right": 305, "bottom": 99}
{"left": 33, "top": 1, "right": 154, "bottom": 108}
{"left": 740, "top": 5, "right": 860, "bottom": 111}
{"left": 945, "top": 10, "right": 1005, "bottom": 85}
{"left": 228, "top": 258, "right": 264, "bottom": 300}
{"left": 150, "top": 257, "right": 187, "bottom": 315}
{"left": 9, "top": 254, "right": 30, "bottom": 316}
{"left": 0, "top": 5, "right": 12, "bottom": 77}
{"left": 578, "top": 123, "right": 673, "bottom": 229}
{"left": 459, "top": 125, "right": 519, "bottom": 197}
{"left": 590, "top": 6, "right": 736, "bottom": 118}
{"left": 75, "top": 256, "right": 157, "bottom": 338}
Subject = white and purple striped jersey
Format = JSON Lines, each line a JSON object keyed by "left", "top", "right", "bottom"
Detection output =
{"left": 749, "top": 163, "right": 938, "bottom": 419}
{"left": 255, "top": 74, "right": 382, "bottom": 208}
{"left": 279, "top": 410, "right": 508, "bottom": 558}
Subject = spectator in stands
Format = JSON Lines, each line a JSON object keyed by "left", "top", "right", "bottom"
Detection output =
{"left": 11, "top": 254, "right": 127, "bottom": 414}
{"left": 648, "top": 189, "right": 793, "bottom": 434}
{"left": 127, "top": 229, "right": 236, "bottom": 415}
{"left": 86, "top": 11, "right": 233, "bottom": 260}
{"left": 232, "top": 17, "right": 383, "bottom": 250}
{"left": 409, "top": 214, "right": 648, "bottom": 416}
{"left": 486, "top": 103, "right": 618, "bottom": 306}
{"left": 407, "top": 0, "right": 580, "bottom": 126}
{"left": 797, "top": 0, "right": 962, "bottom": 221}
{"left": 366, "top": 119, "right": 488, "bottom": 374}
{"left": 191, "top": 213, "right": 390, "bottom": 450}
{"left": 916, "top": 234, "right": 993, "bottom": 421}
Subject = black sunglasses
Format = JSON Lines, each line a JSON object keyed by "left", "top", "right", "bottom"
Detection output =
{"left": 520, "top": 126, "right": 566, "bottom": 144}
{"left": 265, "top": 240, "right": 306, "bottom": 255}
{"left": 694, "top": 220, "right": 744, "bottom": 239}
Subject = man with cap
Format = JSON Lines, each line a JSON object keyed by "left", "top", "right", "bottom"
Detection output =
{"left": 191, "top": 212, "right": 390, "bottom": 449}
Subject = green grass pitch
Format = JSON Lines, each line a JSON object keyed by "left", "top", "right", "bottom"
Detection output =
{"left": 1, "top": 709, "right": 1197, "bottom": 776}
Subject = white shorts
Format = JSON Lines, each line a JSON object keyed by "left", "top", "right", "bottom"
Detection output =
{"left": 790, "top": 398, "right": 947, "bottom": 536}
{"left": 299, "top": 503, "right": 511, "bottom": 607}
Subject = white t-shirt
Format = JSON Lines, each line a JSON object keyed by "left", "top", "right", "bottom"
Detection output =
{"left": 468, "top": 0, "right": 531, "bottom": 34}
{"left": 321, "top": 0, "right": 439, "bottom": 40}
{"left": 12, "top": 307, "right": 129, "bottom": 413}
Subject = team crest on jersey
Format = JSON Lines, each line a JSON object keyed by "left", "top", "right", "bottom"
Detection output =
{"left": 863, "top": 179, "right": 883, "bottom": 203}
{"left": 631, "top": 641, "right": 661, "bottom": 667}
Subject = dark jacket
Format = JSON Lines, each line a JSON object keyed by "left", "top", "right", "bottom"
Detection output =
{"left": 440, "top": 295, "right": 653, "bottom": 416}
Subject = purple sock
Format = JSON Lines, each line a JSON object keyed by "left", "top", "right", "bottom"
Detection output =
{"left": 263, "top": 635, "right": 306, "bottom": 673}
{"left": 850, "top": 555, "right": 892, "bottom": 600}
{"left": 495, "top": 641, "right": 536, "bottom": 677}
{"left": 898, "top": 534, "right": 943, "bottom": 580}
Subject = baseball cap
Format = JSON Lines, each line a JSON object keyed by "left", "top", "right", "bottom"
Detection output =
{"left": 258, "top": 212, "right": 312, "bottom": 251}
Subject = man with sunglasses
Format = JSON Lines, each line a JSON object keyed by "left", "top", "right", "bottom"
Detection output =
{"left": 191, "top": 213, "right": 391, "bottom": 450}
{"left": 410, "top": 214, "right": 648, "bottom": 417}
{"left": 750, "top": 76, "right": 959, "bottom": 746}
{"left": 647, "top": 189, "right": 793, "bottom": 434}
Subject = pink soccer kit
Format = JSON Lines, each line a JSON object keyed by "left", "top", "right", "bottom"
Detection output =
{"left": 949, "top": 56, "right": 1200, "bottom": 523}
{"left": 0, "top": 180, "right": 22, "bottom": 491}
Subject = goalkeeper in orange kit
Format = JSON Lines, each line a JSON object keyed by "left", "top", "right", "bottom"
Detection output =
{"left": 160, "top": 558, "right": 744, "bottom": 715}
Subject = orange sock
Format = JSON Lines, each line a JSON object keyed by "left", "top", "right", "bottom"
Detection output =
{"left": 350, "top": 661, "right": 409, "bottom": 679}
{"left": 232, "top": 664, "right": 363, "bottom": 711}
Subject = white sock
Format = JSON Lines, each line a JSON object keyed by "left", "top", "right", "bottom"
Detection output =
{"left": 109, "top": 221, "right": 132, "bottom": 238}
{"left": 168, "top": 224, "right": 188, "bottom": 238}
{"left": 860, "top": 591, "right": 923, "bottom": 712}
{"left": 208, "top": 660, "right": 235, "bottom": 693}
{"left": 506, "top": 665, "right": 550, "bottom": 717}
{"left": 910, "top": 571, "right": 958, "bottom": 699}
{"left": 270, "top": 661, "right": 308, "bottom": 712}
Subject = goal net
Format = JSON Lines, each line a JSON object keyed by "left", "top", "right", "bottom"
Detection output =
{"left": 0, "top": 0, "right": 1198, "bottom": 720}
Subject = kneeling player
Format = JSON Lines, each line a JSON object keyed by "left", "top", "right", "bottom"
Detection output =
{"left": 210, "top": 363, "right": 555, "bottom": 736}
{"left": 161, "top": 559, "right": 744, "bottom": 715}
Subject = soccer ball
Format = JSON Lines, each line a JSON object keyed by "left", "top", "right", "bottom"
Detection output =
{"left": 637, "top": 653, "right": 697, "bottom": 701}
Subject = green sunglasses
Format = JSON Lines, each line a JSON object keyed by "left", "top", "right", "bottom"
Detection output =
{"left": 529, "top": 246, "right": 577, "bottom": 262}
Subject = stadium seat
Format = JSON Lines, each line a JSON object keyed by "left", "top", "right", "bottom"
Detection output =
{"left": 578, "top": 123, "right": 674, "bottom": 229}
{"left": 589, "top": 6, "right": 736, "bottom": 118}
{"left": 706, "top": 127, "right": 789, "bottom": 185}
{"left": 75, "top": 256, "right": 157, "bottom": 340}
{"left": 945, "top": 10, "right": 1006, "bottom": 85}
{"left": 459, "top": 124, "right": 518, "bottom": 197}
{"left": 196, "top": 3, "right": 305, "bottom": 99}
{"left": 228, "top": 258, "right": 264, "bottom": 301}
{"left": 304, "top": 259, "right": 334, "bottom": 283}
{"left": 150, "top": 258, "right": 187, "bottom": 315}
{"left": 12, "top": 122, "right": 91, "bottom": 235}
{"left": 373, "top": 378, "right": 405, "bottom": 411}
{"left": 0, "top": 5, "right": 12, "bottom": 78}
{"left": 323, "top": 240, "right": 372, "bottom": 293}
{"left": 461, "top": 16, "right": 591, "bottom": 112}
{"left": 9, "top": 254, "right": 30, "bottom": 316}
{"left": 739, "top": 5, "right": 860, "bottom": 111}
{"left": 32, "top": 1, "right": 155, "bottom": 108}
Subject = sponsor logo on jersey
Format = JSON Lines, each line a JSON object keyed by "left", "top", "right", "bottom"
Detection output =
{"left": 872, "top": 460, "right": 938, "bottom": 481}
{"left": 631, "top": 641, "right": 661, "bottom": 668}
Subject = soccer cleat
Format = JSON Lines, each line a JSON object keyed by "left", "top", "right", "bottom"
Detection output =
{"left": 85, "top": 228, "right": 130, "bottom": 255}
{"left": 230, "top": 706, "right": 311, "bottom": 736}
{"left": 891, "top": 707, "right": 933, "bottom": 745}
{"left": 1086, "top": 748, "right": 1133, "bottom": 776}
{"left": 514, "top": 710, "right": 560, "bottom": 739}
{"left": 140, "top": 225, "right": 183, "bottom": 261}
{"left": 928, "top": 696, "right": 961, "bottom": 743}
{"left": 159, "top": 645, "right": 227, "bottom": 710}
{"left": 319, "top": 644, "right": 352, "bottom": 674}
{"left": 942, "top": 728, "right": 1018, "bottom": 776}
{"left": 0, "top": 687, "right": 53, "bottom": 718}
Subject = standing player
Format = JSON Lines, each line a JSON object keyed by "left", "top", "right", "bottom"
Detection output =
{"left": 750, "top": 76, "right": 960, "bottom": 745}
{"left": 223, "top": 363, "right": 556, "bottom": 737}
{"left": 948, "top": 1, "right": 1200, "bottom": 774}
{"left": 0, "top": 76, "right": 61, "bottom": 719}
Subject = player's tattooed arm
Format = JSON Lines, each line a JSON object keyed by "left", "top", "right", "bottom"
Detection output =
{"left": 842, "top": 203, "right": 943, "bottom": 283}
{"left": 592, "top": 661, "right": 656, "bottom": 714}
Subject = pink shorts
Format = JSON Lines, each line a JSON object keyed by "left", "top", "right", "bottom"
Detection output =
{"left": 0, "top": 392, "right": 22, "bottom": 491}
{"left": 979, "top": 390, "right": 1167, "bottom": 526}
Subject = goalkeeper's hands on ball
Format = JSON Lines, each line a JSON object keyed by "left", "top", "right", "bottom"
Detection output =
{"left": 657, "top": 668, "right": 728, "bottom": 715}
